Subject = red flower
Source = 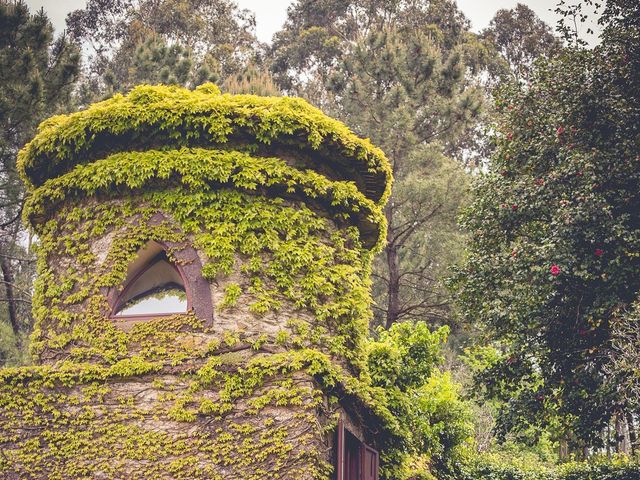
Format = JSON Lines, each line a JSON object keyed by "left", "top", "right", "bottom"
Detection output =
{"left": 535, "top": 178, "right": 544, "bottom": 186}
{"left": 550, "top": 265, "right": 561, "bottom": 276}
{"left": 507, "top": 132, "right": 513, "bottom": 140}
{"left": 595, "top": 249, "right": 604, "bottom": 257}
{"left": 511, "top": 204, "right": 518, "bottom": 210}
{"left": 556, "top": 126, "right": 565, "bottom": 136}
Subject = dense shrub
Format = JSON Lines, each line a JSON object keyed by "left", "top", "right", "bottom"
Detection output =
{"left": 458, "top": 456, "right": 640, "bottom": 480}
{"left": 458, "top": 456, "right": 553, "bottom": 480}
{"left": 557, "top": 461, "right": 640, "bottom": 480}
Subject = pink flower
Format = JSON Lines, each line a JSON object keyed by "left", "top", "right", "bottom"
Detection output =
{"left": 557, "top": 126, "right": 565, "bottom": 136}
{"left": 535, "top": 178, "right": 544, "bottom": 186}
{"left": 595, "top": 249, "right": 604, "bottom": 257}
{"left": 507, "top": 132, "right": 513, "bottom": 141}
{"left": 511, "top": 204, "right": 518, "bottom": 211}
{"left": 550, "top": 265, "right": 561, "bottom": 276}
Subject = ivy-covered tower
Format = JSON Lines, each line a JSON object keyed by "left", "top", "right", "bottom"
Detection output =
{"left": 0, "top": 85, "right": 394, "bottom": 479}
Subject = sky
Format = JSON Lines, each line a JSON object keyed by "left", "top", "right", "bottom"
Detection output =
{"left": 26, "top": 0, "right": 600, "bottom": 44}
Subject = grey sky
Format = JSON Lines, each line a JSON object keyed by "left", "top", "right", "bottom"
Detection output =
{"left": 26, "top": 0, "right": 600, "bottom": 44}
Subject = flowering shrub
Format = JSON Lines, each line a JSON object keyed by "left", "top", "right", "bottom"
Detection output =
{"left": 451, "top": 0, "right": 640, "bottom": 447}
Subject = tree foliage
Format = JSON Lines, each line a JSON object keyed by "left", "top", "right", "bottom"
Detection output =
{"left": 481, "top": 3, "right": 562, "bottom": 85}
{"left": 272, "top": 1, "right": 483, "bottom": 329}
{"left": 366, "top": 321, "right": 472, "bottom": 478}
{"left": 0, "top": 1, "right": 80, "bottom": 365}
{"left": 67, "top": 0, "right": 260, "bottom": 95}
{"left": 452, "top": 0, "right": 640, "bottom": 450}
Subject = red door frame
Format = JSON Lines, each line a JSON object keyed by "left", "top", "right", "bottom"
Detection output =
{"left": 336, "top": 417, "right": 379, "bottom": 480}
{"left": 337, "top": 418, "right": 345, "bottom": 480}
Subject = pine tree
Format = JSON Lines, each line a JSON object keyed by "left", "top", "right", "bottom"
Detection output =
{"left": 0, "top": 1, "right": 80, "bottom": 364}
{"left": 272, "top": 1, "right": 483, "bottom": 328}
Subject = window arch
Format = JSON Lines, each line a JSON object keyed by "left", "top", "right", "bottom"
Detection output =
{"left": 111, "top": 241, "right": 190, "bottom": 319}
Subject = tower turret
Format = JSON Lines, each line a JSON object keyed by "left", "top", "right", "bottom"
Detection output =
{"left": 1, "top": 84, "right": 392, "bottom": 480}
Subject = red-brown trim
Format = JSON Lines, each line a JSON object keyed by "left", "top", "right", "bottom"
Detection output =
{"left": 106, "top": 231, "right": 214, "bottom": 327}
{"left": 336, "top": 416, "right": 379, "bottom": 480}
{"left": 337, "top": 418, "right": 345, "bottom": 480}
{"left": 361, "top": 444, "right": 379, "bottom": 480}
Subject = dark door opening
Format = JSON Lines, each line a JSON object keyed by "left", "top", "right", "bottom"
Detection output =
{"left": 336, "top": 419, "right": 379, "bottom": 480}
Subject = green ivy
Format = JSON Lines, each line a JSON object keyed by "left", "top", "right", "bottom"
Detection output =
{"left": 17, "top": 83, "right": 391, "bottom": 205}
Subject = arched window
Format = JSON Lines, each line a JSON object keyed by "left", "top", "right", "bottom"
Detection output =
{"left": 112, "top": 242, "right": 190, "bottom": 319}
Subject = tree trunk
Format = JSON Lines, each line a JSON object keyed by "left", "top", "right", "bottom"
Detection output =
{"left": 627, "top": 412, "right": 638, "bottom": 455}
{"left": 384, "top": 202, "right": 400, "bottom": 329}
{"left": 615, "top": 411, "right": 630, "bottom": 454}
{"left": 559, "top": 438, "right": 569, "bottom": 461}
{"left": 385, "top": 242, "right": 400, "bottom": 329}
{"left": 0, "top": 255, "right": 20, "bottom": 344}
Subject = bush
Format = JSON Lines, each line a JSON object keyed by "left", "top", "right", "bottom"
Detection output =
{"left": 458, "top": 455, "right": 553, "bottom": 480}
{"left": 457, "top": 455, "right": 640, "bottom": 480}
{"left": 557, "top": 460, "right": 640, "bottom": 480}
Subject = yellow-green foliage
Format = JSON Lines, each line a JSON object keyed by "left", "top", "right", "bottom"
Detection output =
{"left": 23, "top": 147, "right": 386, "bottom": 250}
{"left": 0, "top": 348, "right": 336, "bottom": 479}
{"left": 30, "top": 189, "right": 373, "bottom": 366}
{"left": 17, "top": 83, "right": 392, "bottom": 205}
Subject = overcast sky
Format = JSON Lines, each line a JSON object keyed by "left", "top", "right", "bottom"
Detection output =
{"left": 25, "top": 0, "right": 600, "bottom": 44}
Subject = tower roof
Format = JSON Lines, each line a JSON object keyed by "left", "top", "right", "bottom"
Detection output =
{"left": 18, "top": 84, "right": 391, "bottom": 205}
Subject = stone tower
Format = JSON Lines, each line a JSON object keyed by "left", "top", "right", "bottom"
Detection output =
{"left": 0, "top": 84, "right": 393, "bottom": 479}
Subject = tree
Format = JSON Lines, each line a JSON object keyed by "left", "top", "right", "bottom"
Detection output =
{"left": 0, "top": 1, "right": 80, "bottom": 363}
{"left": 452, "top": 0, "right": 640, "bottom": 452}
{"left": 271, "top": 0, "right": 472, "bottom": 104}
{"left": 482, "top": 4, "right": 562, "bottom": 85}
{"left": 272, "top": 1, "right": 483, "bottom": 329}
{"left": 221, "top": 62, "right": 280, "bottom": 96}
{"left": 99, "top": 35, "right": 220, "bottom": 95}
{"left": 66, "top": 0, "right": 260, "bottom": 95}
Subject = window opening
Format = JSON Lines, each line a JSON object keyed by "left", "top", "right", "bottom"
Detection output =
{"left": 112, "top": 243, "right": 189, "bottom": 318}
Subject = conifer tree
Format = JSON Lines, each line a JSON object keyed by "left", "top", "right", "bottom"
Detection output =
{"left": 0, "top": 1, "right": 80, "bottom": 363}
{"left": 272, "top": 1, "right": 483, "bottom": 328}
